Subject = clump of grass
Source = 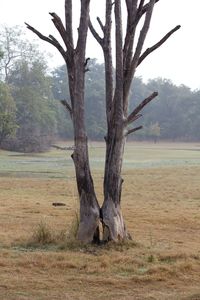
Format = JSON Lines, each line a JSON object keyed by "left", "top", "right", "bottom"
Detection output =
{"left": 147, "top": 254, "right": 155, "bottom": 263}
{"left": 29, "top": 221, "right": 55, "bottom": 246}
{"left": 15, "top": 213, "right": 81, "bottom": 251}
{"left": 66, "top": 211, "right": 80, "bottom": 241}
{"left": 58, "top": 212, "right": 89, "bottom": 251}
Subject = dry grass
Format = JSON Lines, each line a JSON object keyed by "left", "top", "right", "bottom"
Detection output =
{"left": 1, "top": 143, "right": 200, "bottom": 299}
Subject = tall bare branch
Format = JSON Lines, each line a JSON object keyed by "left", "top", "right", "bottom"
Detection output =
{"left": 97, "top": 17, "right": 105, "bottom": 33}
{"left": 112, "top": 0, "right": 124, "bottom": 121}
{"left": 49, "top": 12, "right": 73, "bottom": 52}
{"left": 65, "top": 0, "right": 74, "bottom": 48}
{"left": 89, "top": 0, "right": 113, "bottom": 124}
{"left": 137, "top": 25, "right": 181, "bottom": 66}
{"left": 127, "top": 91, "right": 158, "bottom": 124}
{"left": 124, "top": 0, "right": 155, "bottom": 108}
{"left": 126, "top": 125, "right": 143, "bottom": 136}
{"left": 88, "top": 20, "right": 103, "bottom": 45}
{"left": 123, "top": 0, "right": 138, "bottom": 69}
{"left": 76, "top": 0, "right": 90, "bottom": 53}
{"left": 25, "top": 23, "right": 66, "bottom": 59}
{"left": 103, "top": 0, "right": 114, "bottom": 123}
{"left": 137, "top": 0, "right": 145, "bottom": 13}
{"left": 135, "top": 0, "right": 159, "bottom": 25}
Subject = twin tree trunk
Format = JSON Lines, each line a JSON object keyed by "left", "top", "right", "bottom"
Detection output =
{"left": 26, "top": 0, "right": 180, "bottom": 243}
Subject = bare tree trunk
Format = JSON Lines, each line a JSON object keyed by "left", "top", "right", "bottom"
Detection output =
{"left": 26, "top": 0, "right": 101, "bottom": 243}
{"left": 64, "top": 1, "right": 100, "bottom": 243}
{"left": 70, "top": 59, "right": 100, "bottom": 243}
{"left": 102, "top": 125, "right": 127, "bottom": 241}
{"left": 100, "top": 0, "right": 127, "bottom": 241}
{"left": 89, "top": 0, "right": 180, "bottom": 242}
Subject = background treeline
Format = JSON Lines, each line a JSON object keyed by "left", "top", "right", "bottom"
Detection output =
{"left": 0, "top": 26, "right": 200, "bottom": 152}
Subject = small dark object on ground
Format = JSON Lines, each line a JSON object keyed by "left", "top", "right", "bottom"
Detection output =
{"left": 52, "top": 202, "right": 66, "bottom": 207}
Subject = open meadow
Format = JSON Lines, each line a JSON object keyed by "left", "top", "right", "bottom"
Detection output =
{"left": 0, "top": 142, "right": 200, "bottom": 300}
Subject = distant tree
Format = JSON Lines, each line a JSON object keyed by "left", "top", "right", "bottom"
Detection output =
{"left": 0, "top": 25, "right": 43, "bottom": 82}
{"left": 186, "top": 90, "right": 200, "bottom": 141}
{"left": 0, "top": 48, "right": 3, "bottom": 60}
{"left": 7, "top": 60, "right": 57, "bottom": 152}
{"left": 0, "top": 82, "right": 17, "bottom": 146}
{"left": 149, "top": 122, "right": 160, "bottom": 143}
{"left": 144, "top": 79, "right": 193, "bottom": 141}
{"left": 26, "top": 0, "right": 180, "bottom": 243}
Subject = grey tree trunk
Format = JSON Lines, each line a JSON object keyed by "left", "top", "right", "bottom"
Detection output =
{"left": 89, "top": 0, "right": 180, "bottom": 242}
{"left": 70, "top": 59, "right": 100, "bottom": 243}
{"left": 102, "top": 130, "right": 127, "bottom": 241}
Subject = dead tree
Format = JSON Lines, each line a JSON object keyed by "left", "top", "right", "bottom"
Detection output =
{"left": 26, "top": 0, "right": 180, "bottom": 243}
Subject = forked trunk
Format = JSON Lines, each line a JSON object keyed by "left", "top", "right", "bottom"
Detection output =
{"left": 26, "top": 0, "right": 180, "bottom": 244}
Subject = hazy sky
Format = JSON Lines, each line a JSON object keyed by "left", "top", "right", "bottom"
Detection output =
{"left": 0, "top": 0, "right": 199, "bottom": 90}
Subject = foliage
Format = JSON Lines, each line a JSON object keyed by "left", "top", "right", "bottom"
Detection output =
{"left": 0, "top": 26, "right": 200, "bottom": 153}
{"left": 0, "top": 25, "right": 43, "bottom": 81}
{"left": 52, "top": 63, "right": 200, "bottom": 142}
{"left": 6, "top": 60, "right": 57, "bottom": 152}
{"left": 0, "top": 82, "right": 17, "bottom": 144}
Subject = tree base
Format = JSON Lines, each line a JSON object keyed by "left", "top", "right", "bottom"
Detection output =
{"left": 77, "top": 190, "right": 100, "bottom": 243}
{"left": 101, "top": 199, "right": 128, "bottom": 242}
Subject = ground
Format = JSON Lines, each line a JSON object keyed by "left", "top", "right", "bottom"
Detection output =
{"left": 0, "top": 142, "right": 200, "bottom": 300}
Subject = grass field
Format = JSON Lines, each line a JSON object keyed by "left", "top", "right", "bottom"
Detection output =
{"left": 0, "top": 142, "right": 200, "bottom": 299}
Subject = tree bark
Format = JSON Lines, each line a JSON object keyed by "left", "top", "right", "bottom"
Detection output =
{"left": 102, "top": 126, "right": 127, "bottom": 241}
{"left": 26, "top": 0, "right": 101, "bottom": 243}
{"left": 66, "top": 1, "right": 100, "bottom": 243}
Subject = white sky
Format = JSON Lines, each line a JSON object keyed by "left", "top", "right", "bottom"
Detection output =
{"left": 0, "top": 0, "right": 199, "bottom": 90}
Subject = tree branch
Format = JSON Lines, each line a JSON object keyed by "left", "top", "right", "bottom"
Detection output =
{"left": 65, "top": 0, "right": 74, "bottom": 48}
{"left": 113, "top": 0, "right": 124, "bottom": 120}
{"left": 126, "top": 125, "right": 143, "bottom": 136}
{"left": 127, "top": 92, "right": 158, "bottom": 124}
{"left": 89, "top": 0, "right": 113, "bottom": 125}
{"left": 131, "top": 0, "right": 155, "bottom": 71}
{"left": 136, "top": 0, "right": 159, "bottom": 25}
{"left": 48, "top": 34, "right": 61, "bottom": 45}
{"left": 89, "top": 20, "right": 103, "bottom": 46}
{"left": 97, "top": 17, "right": 105, "bottom": 32}
{"left": 137, "top": 25, "right": 181, "bottom": 66}
{"left": 25, "top": 23, "right": 66, "bottom": 58}
{"left": 137, "top": 0, "right": 145, "bottom": 13}
{"left": 49, "top": 12, "right": 73, "bottom": 51}
{"left": 123, "top": 0, "right": 138, "bottom": 69}
{"left": 104, "top": 0, "right": 113, "bottom": 40}
{"left": 60, "top": 99, "right": 73, "bottom": 118}
{"left": 104, "top": 0, "right": 114, "bottom": 124}
{"left": 125, "top": 113, "right": 142, "bottom": 125}
{"left": 123, "top": 0, "right": 156, "bottom": 111}
{"left": 76, "top": 0, "right": 91, "bottom": 52}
